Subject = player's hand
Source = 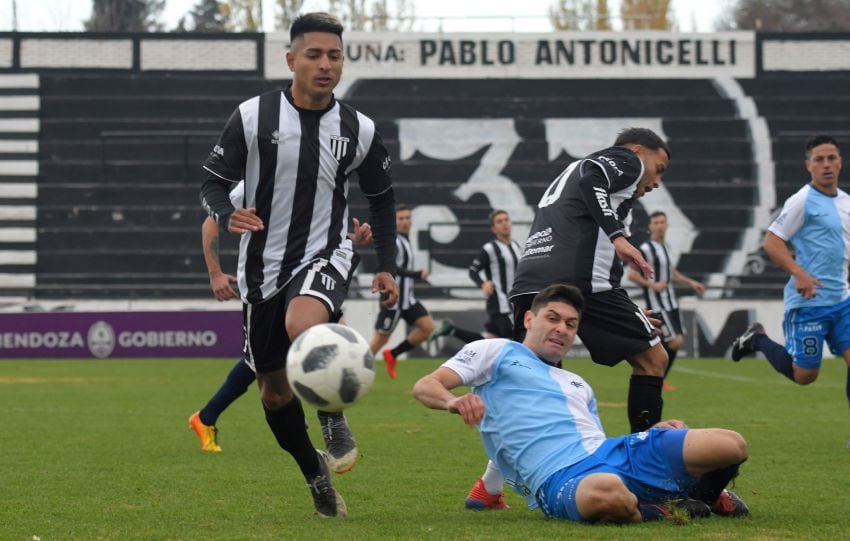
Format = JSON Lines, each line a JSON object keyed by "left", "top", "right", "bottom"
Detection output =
{"left": 372, "top": 272, "right": 399, "bottom": 308}
{"left": 420, "top": 269, "right": 430, "bottom": 280}
{"left": 651, "top": 281, "right": 667, "bottom": 292}
{"left": 448, "top": 393, "right": 485, "bottom": 426}
{"left": 210, "top": 272, "right": 238, "bottom": 301}
{"left": 653, "top": 419, "right": 688, "bottom": 429}
{"left": 481, "top": 281, "right": 495, "bottom": 297}
{"left": 691, "top": 281, "right": 706, "bottom": 296}
{"left": 794, "top": 272, "right": 823, "bottom": 299}
{"left": 643, "top": 309, "right": 663, "bottom": 332}
{"left": 614, "top": 236, "right": 653, "bottom": 279}
{"left": 349, "top": 217, "right": 372, "bottom": 247}
{"left": 228, "top": 208, "right": 264, "bottom": 235}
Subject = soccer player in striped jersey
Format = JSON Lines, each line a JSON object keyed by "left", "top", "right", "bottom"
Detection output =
{"left": 413, "top": 284, "right": 749, "bottom": 523}
{"left": 628, "top": 211, "right": 705, "bottom": 390}
{"left": 428, "top": 209, "right": 520, "bottom": 359}
{"left": 189, "top": 181, "right": 374, "bottom": 453}
{"left": 366, "top": 204, "right": 478, "bottom": 377}
{"left": 466, "top": 209, "right": 522, "bottom": 339}
{"left": 200, "top": 13, "right": 398, "bottom": 518}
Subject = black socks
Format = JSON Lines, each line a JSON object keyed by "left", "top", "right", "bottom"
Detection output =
{"left": 628, "top": 375, "right": 664, "bottom": 432}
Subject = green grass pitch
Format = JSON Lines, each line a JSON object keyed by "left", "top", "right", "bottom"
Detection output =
{"left": 1, "top": 356, "right": 848, "bottom": 540}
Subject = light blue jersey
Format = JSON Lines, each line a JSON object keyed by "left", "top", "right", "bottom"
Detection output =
{"left": 768, "top": 184, "right": 850, "bottom": 309}
{"left": 442, "top": 339, "right": 606, "bottom": 508}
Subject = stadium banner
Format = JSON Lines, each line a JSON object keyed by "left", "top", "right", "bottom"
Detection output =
{"left": 0, "top": 311, "right": 242, "bottom": 359}
{"left": 265, "top": 31, "right": 755, "bottom": 79}
{"left": 0, "top": 299, "right": 793, "bottom": 359}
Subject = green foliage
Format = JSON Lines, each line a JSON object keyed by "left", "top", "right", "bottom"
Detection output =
{"left": 1, "top": 356, "right": 848, "bottom": 539}
{"left": 84, "top": 0, "right": 165, "bottom": 32}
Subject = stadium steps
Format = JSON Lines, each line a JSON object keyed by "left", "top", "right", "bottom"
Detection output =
{"left": 713, "top": 76, "right": 850, "bottom": 297}
{"left": 34, "top": 73, "right": 283, "bottom": 298}
{"left": 0, "top": 74, "right": 39, "bottom": 298}
{"left": 35, "top": 74, "right": 762, "bottom": 298}
{"left": 348, "top": 79, "right": 756, "bottom": 292}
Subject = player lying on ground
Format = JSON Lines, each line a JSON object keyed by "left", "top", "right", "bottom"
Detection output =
{"left": 413, "top": 284, "right": 749, "bottom": 523}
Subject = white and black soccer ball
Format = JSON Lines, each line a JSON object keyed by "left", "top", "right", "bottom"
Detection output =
{"left": 286, "top": 323, "right": 375, "bottom": 412}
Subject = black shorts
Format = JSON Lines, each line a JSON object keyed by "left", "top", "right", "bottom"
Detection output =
{"left": 484, "top": 313, "right": 514, "bottom": 338}
{"left": 655, "top": 307, "right": 683, "bottom": 342}
{"left": 243, "top": 260, "right": 349, "bottom": 374}
{"left": 511, "top": 288, "right": 660, "bottom": 366}
{"left": 374, "top": 301, "right": 429, "bottom": 334}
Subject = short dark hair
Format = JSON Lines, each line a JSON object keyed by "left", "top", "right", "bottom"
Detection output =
{"left": 290, "top": 12, "right": 343, "bottom": 43}
{"left": 805, "top": 135, "right": 840, "bottom": 158}
{"left": 530, "top": 284, "right": 584, "bottom": 316}
{"left": 489, "top": 209, "right": 508, "bottom": 226}
{"left": 614, "top": 127, "right": 671, "bottom": 160}
{"left": 395, "top": 203, "right": 411, "bottom": 213}
{"left": 649, "top": 210, "right": 667, "bottom": 219}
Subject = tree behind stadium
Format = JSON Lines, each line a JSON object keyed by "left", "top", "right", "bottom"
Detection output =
{"left": 84, "top": 0, "right": 165, "bottom": 32}
{"left": 717, "top": 0, "right": 850, "bottom": 31}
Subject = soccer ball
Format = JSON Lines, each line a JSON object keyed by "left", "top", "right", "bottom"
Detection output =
{"left": 286, "top": 323, "right": 375, "bottom": 412}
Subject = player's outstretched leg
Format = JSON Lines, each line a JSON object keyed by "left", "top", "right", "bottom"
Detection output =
{"left": 428, "top": 320, "right": 455, "bottom": 343}
{"left": 731, "top": 322, "right": 765, "bottom": 361}
{"left": 318, "top": 411, "right": 358, "bottom": 473}
{"left": 308, "top": 450, "right": 348, "bottom": 517}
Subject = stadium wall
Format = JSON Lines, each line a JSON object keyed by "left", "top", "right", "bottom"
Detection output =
{"left": 1, "top": 31, "right": 848, "bottom": 358}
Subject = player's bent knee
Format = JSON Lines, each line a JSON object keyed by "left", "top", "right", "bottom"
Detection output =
{"left": 794, "top": 372, "right": 818, "bottom": 385}
{"left": 630, "top": 344, "right": 667, "bottom": 376}
{"left": 712, "top": 429, "right": 748, "bottom": 464}
{"left": 726, "top": 430, "right": 748, "bottom": 463}
{"left": 260, "top": 390, "right": 295, "bottom": 411}
{"left": 668, "top": 335, "right": 683, "bottom": 350}
{"left": 576, "top": 473, "right": 637, "bottom": 522}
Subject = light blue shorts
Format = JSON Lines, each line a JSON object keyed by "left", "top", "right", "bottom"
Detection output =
{"left": 784, "top": 296, "right": 850, "bottom": 370}
{"left": 536, "top": 428, "right": 697, "bottom": 522}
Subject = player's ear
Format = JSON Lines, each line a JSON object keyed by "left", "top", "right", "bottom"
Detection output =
{"left": 286, "top": 50, "right": 296, "bottom": 72}
{"left": 524, "top": 310, "right": 533, "bottom": 330}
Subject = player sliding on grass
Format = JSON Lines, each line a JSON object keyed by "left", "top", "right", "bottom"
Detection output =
{"left": 414, "top": 284, "right": 749, "bottom": 523}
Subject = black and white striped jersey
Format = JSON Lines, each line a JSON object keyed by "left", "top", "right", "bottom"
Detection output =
{"left": 638, "top": 239, "right": 678, "bottom": 312}
{"left": 394, "top": 234, "right": 419, "bottom": 311}
{"left": 511, "top": 146, "right": 644, "bottom": 296}
{"left": 201, "top": 86, "right": 396, "bottom": 304}
{"left": 468, "top": 238, "right": 522, "bottom": 314}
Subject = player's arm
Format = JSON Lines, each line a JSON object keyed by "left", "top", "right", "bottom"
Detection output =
{"left": 627, "top": 268, "right": 653, "bottom": 288}
{"left": 578, "top": 164, "right": 653, "bottom": 278}
{"left": 764, "top": 231, "right": 821, "bottom": 298}
{"left": 764, "top": 193, "right": 820, "bottom": 298}
{"left": 357, "top": 130, "right": 399, "bottom": 307}
{"left": 412, "top": 367, "right": 484, "bottom": 426}
{"left": 671, "top": 268, "right": 705, "bottom": 296}
{"left": 468, "top": 249, "right": 494, "bottom": 296}
{"left": 202, "top": 217, "right": 238, "bottom": 301}
{"left": 200, "top": 107, "right": 261, "bottom": 235}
